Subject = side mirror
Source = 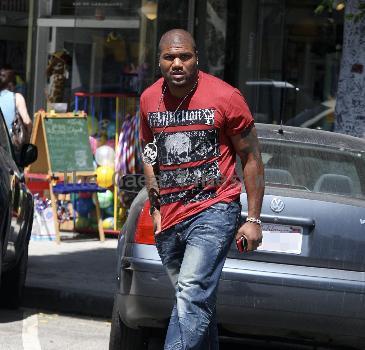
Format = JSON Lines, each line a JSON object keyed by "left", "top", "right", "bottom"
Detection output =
{"left": 17, "top": 143, "right": 38, "bottom": 168}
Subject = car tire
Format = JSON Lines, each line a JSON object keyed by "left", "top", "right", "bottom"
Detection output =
{"left": 109, "top": 298, "right": 147, "bottom": 350}
{"left": 0, "top": 244, "right": 29, "bottom": 309}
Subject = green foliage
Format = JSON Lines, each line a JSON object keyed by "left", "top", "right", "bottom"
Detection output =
{"left": 315, "top": 0, "right": 365, "bottom": 22}
{"left": 315, "top": 0, "right": 334, "bottom": 14}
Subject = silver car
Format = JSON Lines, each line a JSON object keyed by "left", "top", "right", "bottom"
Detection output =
{"left": 109, "top": 124, "right": 365, "bottom": 350}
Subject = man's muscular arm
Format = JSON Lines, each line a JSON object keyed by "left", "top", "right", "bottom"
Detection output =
{"left": 230, "top": 125, "right": 265, "bottom": 251}
{"left": 142, "top": 142, "right": 162, "bottom": 234}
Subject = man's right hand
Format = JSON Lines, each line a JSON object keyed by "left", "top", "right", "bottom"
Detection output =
{"left": 151, "top": 210, "right": 162, "bottom": 235}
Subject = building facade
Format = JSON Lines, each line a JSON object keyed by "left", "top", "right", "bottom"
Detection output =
{"left": 0, "top": 0, "right": 344, "bottom": 129}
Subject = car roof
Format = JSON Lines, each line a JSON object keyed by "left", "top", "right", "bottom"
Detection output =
{"left": 255, "top": 123, "right": 365, "bottom": 153}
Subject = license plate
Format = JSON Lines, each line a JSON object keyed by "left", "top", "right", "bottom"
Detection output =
{"left": 257, "top": 223, "right": 303, "bottom": 254}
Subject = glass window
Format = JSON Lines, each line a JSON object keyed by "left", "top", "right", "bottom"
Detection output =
{"left": 52, "top": 0, "right": 141, "bottom": 17}
{"left": 54, "top": 27, "right": 153, "bottom": 98}
{"left": 261, "top": 140, "right": 364, "bottom": 199}
{"left": 0, "top": 0, "right": 31, "bottom": 97}
{"left": 195, "top": 0, "right": 228, "bottom": 79}
{"left": 34, "top": 0, "right": 189, "bottom": 112}
{"left": 235, "top": 0, "right": 344, "bottom": 128}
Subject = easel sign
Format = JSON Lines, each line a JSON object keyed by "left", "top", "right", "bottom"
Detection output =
{"left": 28, "top": 111, "right": 105, "bottom": 243}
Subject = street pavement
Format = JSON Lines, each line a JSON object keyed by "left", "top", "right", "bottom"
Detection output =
{"left": 22, "top": 234, "right": 119, "bottom": 319}
{"left": 0, "top": 309, "right": 111, "bottom": 350}
{"left": 19, "top": 235, "right": 347, "bottom": 349}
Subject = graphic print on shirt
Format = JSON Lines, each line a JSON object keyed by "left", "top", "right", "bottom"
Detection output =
{"left": 156, "top": 129, "right": 219, "bottom": 165}
{"left": 149, "top": 108, "right": 221, "bottom": 204}
{"left": 160, "top": 188, "right": 217, "bottom": 206}
{"left": 159, "top": 160, "right": 221, "bottom": 189}
{"left": 148, "top": 108, "right": 215, "bottom": 128}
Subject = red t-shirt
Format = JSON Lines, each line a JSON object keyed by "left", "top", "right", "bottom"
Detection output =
{"left": 140, "top": 71, "right": 254, "bottom": 231}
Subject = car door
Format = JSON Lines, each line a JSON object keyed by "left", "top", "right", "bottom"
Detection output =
{"left": 0, "top": 111, "right": 27, "bottom": 266}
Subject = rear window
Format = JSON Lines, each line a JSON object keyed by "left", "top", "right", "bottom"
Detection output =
{"left": 260, "top": 140, "right": 365, "bottom": 199}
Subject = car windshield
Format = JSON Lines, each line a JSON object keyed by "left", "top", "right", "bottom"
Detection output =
{"left": 260, "top": 139, "right": 365, "bottom": 199}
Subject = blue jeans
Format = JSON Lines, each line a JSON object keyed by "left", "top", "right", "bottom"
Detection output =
{"left": 155, "top": 201, "right": 241, "bottom": 350}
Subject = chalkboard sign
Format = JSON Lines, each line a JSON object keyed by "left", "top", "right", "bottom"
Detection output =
{"left": 43, "top": 117, "right": 94, "bottom": 172}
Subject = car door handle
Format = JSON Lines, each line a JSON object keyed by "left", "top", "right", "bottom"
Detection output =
{"left": 241, "top": 211, "right": 315, "bottom": 227}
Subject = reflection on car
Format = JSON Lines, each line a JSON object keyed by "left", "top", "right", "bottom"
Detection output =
{"left": 109, "top": 124, "right": 365, "bottom": 349}
{"left": 286, "top": 99, "right": 336, "bottom": 131}
{"left": 0, "top": 108, "right": 37, "bottom": 308}
{"left": 244, "top": 79, "right": 336, "bottom": 131}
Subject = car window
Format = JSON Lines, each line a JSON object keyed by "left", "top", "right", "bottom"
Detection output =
{"left": 261, "top": 140, "right": 365, "bottom": 199}
{"left": 0, "top": 113, "right": 12, "bottom": 154}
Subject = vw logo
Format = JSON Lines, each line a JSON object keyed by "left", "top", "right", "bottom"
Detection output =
{"left": 270, "top": 197, "right": 285, "bottom": 213}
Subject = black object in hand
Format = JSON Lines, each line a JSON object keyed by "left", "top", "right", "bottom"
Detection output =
{"left": 236, "top": 236, "right": 248, "bottom": 253}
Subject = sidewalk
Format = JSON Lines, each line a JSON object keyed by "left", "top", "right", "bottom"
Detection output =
{"left": 22, "top": 235, "right": 119, "bottom": 319}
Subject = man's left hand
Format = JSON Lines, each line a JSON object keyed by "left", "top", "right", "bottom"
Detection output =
{"left": 235, "top": 222, "right": 262, "bottom": 252}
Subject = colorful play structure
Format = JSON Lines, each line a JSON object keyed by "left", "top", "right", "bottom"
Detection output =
{"left": 26, "top": 92, "right": 142, "bottom": 240}
{"left": 74, "top": 92, "right": 142, "bottom": 234}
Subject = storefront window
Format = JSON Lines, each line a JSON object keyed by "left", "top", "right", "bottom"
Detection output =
{"left": 52, "top": 0, "right": 141, "bottom": 17}
{"left": 58, "top": 26, "right": 153, "bottom": 98}
{"left": 0, "top": 0, "right": 31, "bottom": 97}
{"left": 234, "top": 0, "right": 343, "bottom": 130}
{"left": 29, "top": 0, "right": 190, "bottom": 232}
{"left": 32, "top": 0, "right": 343, "bottom": 130}
{"left": 33, "top": 0, "right": 189, "bottom": 112}
{"left": 195, "top": 0, "right": 228, "bottom": 79}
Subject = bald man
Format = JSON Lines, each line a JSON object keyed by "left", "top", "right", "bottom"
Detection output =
{"left": 139, "top": 29, "right": 264, "bottom": 349}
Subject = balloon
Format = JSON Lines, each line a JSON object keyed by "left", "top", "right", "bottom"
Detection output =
{"left": 96, "top": 165, "right": 114, "bottom": 188}
{"left": 102, "top": 217, "right": 114, "bottom": 229}
{"left": 75, "top": 198, "right": 94, "bottom": 217}
{"left": 97, "top": 190, "right": 114, "bottom": 209}
{"left": 95, "top": 145, "right": 115, "bottom": 167}
{"left": 87, "top": 115, "right": 98, "bottom": 135}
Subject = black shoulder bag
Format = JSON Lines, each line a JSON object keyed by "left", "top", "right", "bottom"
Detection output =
{"left": 10, "top": 93, "right": 26, "bottom": 151}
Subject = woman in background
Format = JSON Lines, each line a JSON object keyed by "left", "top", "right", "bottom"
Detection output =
{"left": 0, "top": 66, "right": 32, "bottom": 144}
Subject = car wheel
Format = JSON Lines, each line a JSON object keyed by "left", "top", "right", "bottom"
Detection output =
{"left": 0, "top": 244, "right": 29, "bottom": 309}
{"left": 109, "top": 297, "right": 147, "bottom": 350}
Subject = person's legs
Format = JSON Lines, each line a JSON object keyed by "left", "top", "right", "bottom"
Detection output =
{"left": 200, "top": 308, "right": 219, "bottom": 350}
{"left": 155, "top": 226, "right": 185, "bottom": 349}
{"left": 155, "top": 225, "right": 185, "bottom": 288}
{"left": 164, "top": 304, "right": 218, "bottom": 350}
{"left": 158, "top": 201, "right": 241, "bottom": 350}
